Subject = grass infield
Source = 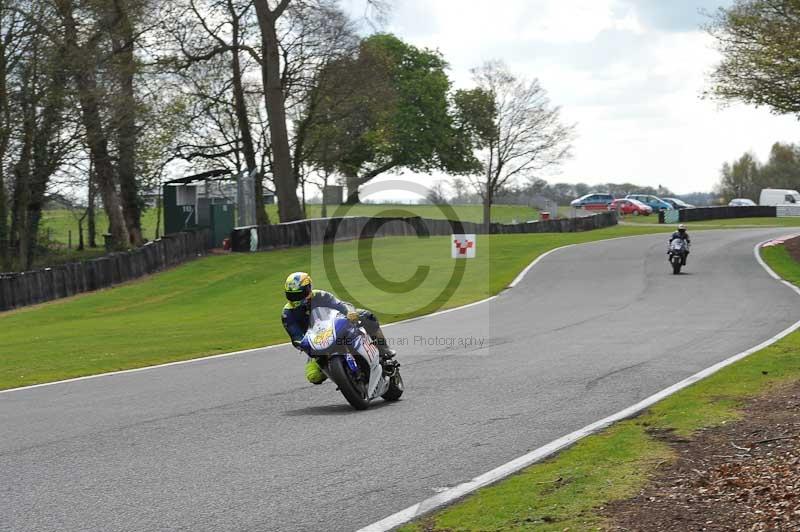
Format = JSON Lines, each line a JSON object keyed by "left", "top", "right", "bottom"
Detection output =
{"left": 399, "top": 241, "right": 800, "bottom": 531}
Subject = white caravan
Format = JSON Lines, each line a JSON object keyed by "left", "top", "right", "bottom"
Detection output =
{"left": 759, "top": 188, "right": 800, "bottom": 206}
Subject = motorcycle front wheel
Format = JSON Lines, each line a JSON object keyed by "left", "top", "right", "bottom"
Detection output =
{"left": 672, "top": 258, "right": 682, "bottom": 274}
{"left": 328, "top": 356, "right": 370, "bottom": 410}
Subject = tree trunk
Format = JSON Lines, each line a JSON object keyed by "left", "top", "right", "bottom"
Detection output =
{"left": 482, "top": 190, "right": 492, "bottom": 230}
{"left": 58, "top": 0, "right": 129, "bottom": 249}
{"left": 0, "top": 165, "right": 7, "bottom": 270}
{"left": 301, "top": 179, "right": 306, "bottom": 216}
{"left": 77, "top": 214, "right": 85, "bottom": 251}
{"left": 345, "top": 174, "right": 360, "bottom": 204}
{"left": 229, "top": 0, "right": 268, "bottom": 226}
{"left": 87, "top": 162, "right": 97, "bottom": 248}
{"left": 111, "top": 0, "right": 142, "bottom": 246}
{"left": 320, "top": 172, "right": 329, "bottom": 218}
{"left": 0, "top": 19, "right": 9, "bottom": 270}
{"left": 11, "top": 66, "right": 34, "bottom": 269}
{"left": 253, "top": 0, "right": 303, "bottom": 222}
{"left": 12, "top": 150, "right": 31, "bottom": 270}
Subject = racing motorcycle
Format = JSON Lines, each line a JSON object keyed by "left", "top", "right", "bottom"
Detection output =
{"left": 668, "top": 238, "right": 688, "bottom": 274}
{"left": 299, "top": 307, "right": 403, "bottom": 410}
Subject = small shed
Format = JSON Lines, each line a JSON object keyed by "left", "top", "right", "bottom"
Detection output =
{"left": 163, "top": 169, "right": 236, "bottom": 247}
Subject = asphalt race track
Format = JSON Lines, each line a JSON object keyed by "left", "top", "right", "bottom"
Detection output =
{"left": 2, "top": 229, "right": 799, "bottom": 532}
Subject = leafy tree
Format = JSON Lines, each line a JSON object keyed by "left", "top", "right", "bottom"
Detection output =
{"left": 707, "top": 0, "right": 800, "bottom": 117}
{"left": 303, "top": 33, "right": 480, "bottom": 204}
{"left": 716, "top": 143, "right": 800, "bottom": 203}
{"left": 717, "top": 152, "right": 761, "bottom": 202}
{"left": 760, "top": 142, "right": 800, "bottom": 189}
{"left": 3, "top": 1, "right": 82, "bottom": 268}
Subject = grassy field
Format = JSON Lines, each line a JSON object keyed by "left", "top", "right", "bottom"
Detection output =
{"left": 0, "top": 225, "right": 671, "bottom": 390}
{"left": 273, "top": 203, "right": 539, "bottom": 224}
{"left": 39, "top": 204, "right": 540, "bottom": 249}
{"left": 400, "top": 241, "right": 800, "bottom": 531}
{"left": 40, "top": 208, "right": 162, "bottom": 246}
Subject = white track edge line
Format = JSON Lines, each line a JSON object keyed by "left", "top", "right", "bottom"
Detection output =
{"left": 0, "top": 230, "right": 754, "bottom": 395}
{"left": 356, "top": 237, "right": 800, "bottom": 532}
{"left": 0, "top": 343, "right": 291, "bottom": 395}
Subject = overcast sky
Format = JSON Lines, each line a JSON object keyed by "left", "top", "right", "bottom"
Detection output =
{"left": 343, "top": 0, "right": 799, "bottom": 198}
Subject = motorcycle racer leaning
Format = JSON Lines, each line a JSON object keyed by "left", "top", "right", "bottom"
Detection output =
{"left": 281, "top": 272, "right": 396, "bottom": 384}
{"left": 669, "top": 223, "right": 691, "bottom": 265}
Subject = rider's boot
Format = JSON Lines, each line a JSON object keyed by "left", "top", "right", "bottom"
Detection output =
{"left": 305, "top": 358, "right": 327, "bottom": 385}
{"left": 371, "top": 327, "right": 397, "bottom": 360}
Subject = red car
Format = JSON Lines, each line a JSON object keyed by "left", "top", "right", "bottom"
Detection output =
{"left": 608, "top": 198, "right": 652, "bottom": 216}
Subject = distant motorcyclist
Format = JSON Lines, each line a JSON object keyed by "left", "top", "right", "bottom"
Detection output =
{"left": 669, "top": 224, "right": 691, "bottom": 265}
{"left": 281, "top": 272, "right": 396, "bottom": 384}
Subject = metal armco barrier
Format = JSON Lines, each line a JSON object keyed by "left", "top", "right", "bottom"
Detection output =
{"left": 678, "top": 206, "right": 776, "bottom": 222}
{"left": 0, "top": 229, "right": 210, "bottom": 313}
{"left": 230, "top": 212, "right": 618, "bottom": 252}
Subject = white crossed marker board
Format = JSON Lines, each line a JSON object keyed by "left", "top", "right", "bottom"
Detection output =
{"left": 452, "top": 234, "right": 476, "bottom": 258}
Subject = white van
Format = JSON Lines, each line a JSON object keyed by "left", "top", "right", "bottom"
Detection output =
{"left": 759, "top": 188, "right": 800, "bottom": 206}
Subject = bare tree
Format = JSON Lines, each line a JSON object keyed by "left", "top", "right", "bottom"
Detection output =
{"left": 426, "top": 180, "right": 448, "bottom": 205}
{"left": 465, "top": 61, "right": 574, "bottom": 227}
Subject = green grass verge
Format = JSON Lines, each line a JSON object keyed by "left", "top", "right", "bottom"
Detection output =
{"left": 0, "top": 225, "right": 670, "bottom": 390}
{"left": 761, "top": 244, "right": 800, "bottom": 286}
{"left": 399, "top": 242, "right": 800, "bottom": 532}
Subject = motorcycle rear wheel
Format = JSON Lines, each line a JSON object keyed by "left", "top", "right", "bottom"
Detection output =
{"left": 329, "top": 356, "right": 370, "bottom": 410}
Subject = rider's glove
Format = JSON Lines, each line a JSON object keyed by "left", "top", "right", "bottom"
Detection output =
{"left": 291, "top": 339, "right": 302, "bottom": 349}
{"left": 347, "top": 310, "right": 360, "bottom": 323}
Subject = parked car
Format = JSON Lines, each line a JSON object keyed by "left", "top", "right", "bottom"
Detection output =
{"left": 759, "top": 188, "right": 800, "bottom": 206}
{"left": 662, "top": 197, "right": 694, "bottom": 209}
{"left": 728, "top": 198, "right": 757, "bottom": 206}
{"left": 608, "top": 198, "right": 653, "bottom": 216}
{"left": 625, "top": 194, "right": 674, "bottom": 212}
{"left": 570, "top": 193, "right": 614, "bottom": 210}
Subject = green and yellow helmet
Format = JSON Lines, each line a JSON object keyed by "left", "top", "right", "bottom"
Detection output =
{"left": 285, "top": 272, "right": 312, "bottom": 308}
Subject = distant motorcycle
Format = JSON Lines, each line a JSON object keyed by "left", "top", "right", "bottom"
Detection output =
{"left": 668, "top": 239, "right": 689, "bottom": 274}
{"left": 299, "top": 308, "right": 403, "bottom": 410}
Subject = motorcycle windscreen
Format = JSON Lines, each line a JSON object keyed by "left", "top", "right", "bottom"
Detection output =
{"left": 306, "top": 307, "right": 341, "bottom": 351}
{"left": 307, "top": 322, "right": 336, "bottom": 351}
